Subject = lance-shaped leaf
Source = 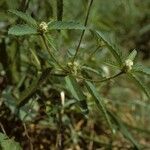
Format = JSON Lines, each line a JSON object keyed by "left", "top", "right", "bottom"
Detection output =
{"left": 65, "top": 75, "right": 89, "bottom": 117}
{"left": 0, "top": 132, "right": 22, "bottom": 150}
{"left": 85, "top": 81, "right": 114, "bottom": 133}
{"left": 139, "top": 24, "right": 150, "bottom": 35}
{"left": 48, "top": 21, "right": 86, "bottom": 30}
{"left": 127, "top": 49, "right": 137, "bottom": 61}
{"left": 8, "top": 9, "right": 37, "bottom": 28}
{"left": 8, "top": 24, "right": 37, "bottom": 36}
{"left": 108, "top": 111, "right": 140, "bottom": 150}
{"left": 18, "top": 68, "right": 52, "bottom": 107}
{"left": 128, "top": 73, "right": 150, "bottom": 99}
{"left": 132, "top": 64, "right": 150, "bottom": 76}
{"left": 96, "top": 31, "right": 122, "bottom": 66}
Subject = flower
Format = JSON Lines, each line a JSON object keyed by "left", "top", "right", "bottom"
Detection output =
{"left": 39, "top": 22, "right": 48, "bottom": 33}
{"left": 123, "top": 59, "right": 133, "bottom": 72}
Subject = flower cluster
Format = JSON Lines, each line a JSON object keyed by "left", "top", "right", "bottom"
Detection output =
{"left": 38, "top": 22, "right": 48, "bottom": 33}
{"left": 122, "top": 59, "right": 133, "bottom": 73}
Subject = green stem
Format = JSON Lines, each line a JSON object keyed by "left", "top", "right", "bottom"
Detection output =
{"left": 76, "top": 71, "right": 124, "bottom": 83}
{"left": 72, "top": 0, "right": 94, "bottom": 63}
{"left": 87, "top": 45, "right": 104, "bottom": 61}
{"left": 41, "top": 34, "right": 67, "bottom": 71}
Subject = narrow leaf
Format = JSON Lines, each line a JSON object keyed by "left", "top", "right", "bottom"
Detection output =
{"left": 108, "top": 111, "right": 140, "bottom": 150}
{"left": 127, "top": 49, "right": 137, "bottom": 61}
{"left": 139, "top": 24, "right": 150, "bottom": 35}
{"left": 133, "top": 64, "right": 150, "bottom": 76}
{"left": 8, "top": 9, "right": 37, "bottom": 27}
{"left": 96, "top": 31, "right": 122, "bottom": 66}
{"left": 48, "top": 21, "right": 86, "bottom": 30}
{"left": 85, "top": 81, "right": 114, "bottom": 133}
{"left": 65, "top": 75, "right": 89, "bottom": 116}
{"left": 128, "top": 73, "right": 150, "bottom": 99}
{"left": 18, "top": 68, "right": 52, "bottom": 107}
{"left": 8, "top": 24, "right": 37, "bottom": 36}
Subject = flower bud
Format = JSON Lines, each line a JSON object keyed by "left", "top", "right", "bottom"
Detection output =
{"left": 38, "top": 22, "right": 48, "bottom": 33}
{"left": 123, "top": 59, "right": 133, "bottom": 72}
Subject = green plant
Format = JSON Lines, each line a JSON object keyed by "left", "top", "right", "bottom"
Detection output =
{"left": 0, "top": 0, "right": 150, "bottom": 149}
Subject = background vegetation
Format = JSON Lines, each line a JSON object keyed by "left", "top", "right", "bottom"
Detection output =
{"left": 0, "top": 0, "right": 150, "bottom": 149}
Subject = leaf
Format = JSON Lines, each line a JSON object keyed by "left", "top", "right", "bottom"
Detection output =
{"left": 2, "top": 87, "right": 39, "bottom": 121}
{"left": 8, "top": 9, "right": 37, "bottom": 28}
{"left": 18, "top": 68, "right": 52, "bottom": 107}
{"left": 128, "top": 73, "right": 150, "bottom": 99}
{"left": 132, "top": 64, "right": 150, "bottom": 76}
{"left": 85, "top": 81, "right": 114, "bottom": 133}
{"left": 139, "top": 24, "right": 150, "bottom": 35}
{"left": 8, "top": 24, "right": 37, "bottom": 36}
{"left": 96, "top": 31, "right": 122, "bottom": 66}
{"left": 65, "top": 75, "right": 89, "bottom": 116}
{"left": 0, "top": 132, "right": 22, "bottom": 150}
{"left": 48, "top": 21, "right": 86, "bottom": 30}
{"left": 102, "top": 59, "right": 120, "bottom": 69}
{"left": 127, "top": 49, "right": 137, "bottom": 61}
{"left": 108, "top": 111, "right": 140, "bottom": 150}
{"left": 81, "top": 65, "right": 102, "bottom": 76}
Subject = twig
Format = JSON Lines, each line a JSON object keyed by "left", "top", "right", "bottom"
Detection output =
{"left": 23, "top": 123, "right": 33, "bottom": 150}
{"left": 72, "top": 0, "right": 94, "bottom": 63}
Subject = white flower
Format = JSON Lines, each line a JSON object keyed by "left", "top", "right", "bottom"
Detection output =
{"left": 39, "top": 22, "right": 48, "bottom": 32}
{"left": 124, "top": 59, "right": 133, "bottom": 72}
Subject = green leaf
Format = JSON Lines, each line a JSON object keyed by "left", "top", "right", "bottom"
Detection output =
{"left": 85, "top": 81, "right": 114, "bottom": 133}
{"left": 108, "top": 111, "right": 140, "bottom": 150}
{"left": 45, "top": 35, "right": 58, "bottom": 51}
{"left": 0, "top": 132, "right": 22, "bottom": 150}
{"left": 48, "top": 21, "right": 86, "bottom": 30}
{"left": 65, "top": 75, "right": 89, "bottom": 116}
{"left": 18, "top": 68, "right": 52, "bottom": 107}
{"left": 133, "top": 64, "right": 150, "bottom": 76}
{"left": 139, "top": 24, "right": 150, "bottom": 35}
{"left": 81, "top": 65, "right": 102, "bottom": 76}
{"left": 2, "top": 87, "right": 39, "bottom": 121}
{"left": 8, "top": 24, "right": 37, "bottom": 36}
{"left": 102, "top": 59, "right": 120, "bottom": 69}
{"left": 128, "top": 73, "right": 150, "bottom": 99}
{"left": 127, "top": 49, "right": 137, "bottom": 61}
{"left": 8, "top": 10, "right": 37, "bottom": 28}
{"left": 96, "top": 31, "right": 122, "bottom": 66}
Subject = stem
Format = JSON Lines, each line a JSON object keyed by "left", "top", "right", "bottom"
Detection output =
{"left": 75, "top": 71, "right": 124, "bottom": 83}
{"left": 41, "top": 34, "right": 67, "bottom": 71}
{"left": 72, "top": 0, "right": 94, "bottom": 63}
{"left": 87, "top": 45, "right": 103, "bottom": 60}
{"left": 23, "top": 123, "right": 33, "bottom": 150}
